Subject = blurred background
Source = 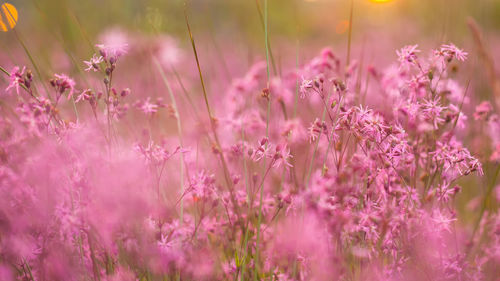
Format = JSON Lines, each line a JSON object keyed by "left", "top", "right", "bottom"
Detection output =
{"left": 2, "top": 0, "right": 500, "bottom": 119}
{"left": 1, "top": 0, "right": 500, "bottom": 67}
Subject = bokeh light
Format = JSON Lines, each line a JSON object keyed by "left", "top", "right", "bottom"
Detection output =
{"left": 0, "top": 3, "right": 18, "bottom": 32}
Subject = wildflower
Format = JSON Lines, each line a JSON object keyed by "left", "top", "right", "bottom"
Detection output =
{"left": 436, "top": 43, "right": 468, "bottom": 62}
{"left": 95, "top": 43, "right": 128, "bottom": 63}
{"left": 137, "top": 97, "right": 158, "bottom": 116}
{"left": 473, "top": 101, "right": 492, "bottom": 121}
{"left": 421, "top": 97, "right": 445, "bottom": 129}
{"left": 272, "top": 143, "right": 293, "bottom": 169}
{"left": 308, "top": 118, "right": 327, "bottom": 143}
{"left": 396, "top": 44, "right": 420, "bottom": 66}
{"left": 50, "top": 74, "right": 76, "bottom": 99}
{"left": 0, "top": 41, "right": 493, "bottom": 281}
{"left": 431, "top": 209, "right": 457, "bottom": 233}
{"left": 252, "top": 137, "right": 273, "bottom": 162}
{"left": 332, "top": 78, "right": 346, "bottom": 92}
{"left": 134, "top": 141, "right": 181, "bottom": 164}
{"left": 75, "top": 89, "right": 93, "bottom": 103}
{"left": 158, "top": 36, "right": 184, "bottom": 66}
{"left": 5, "top": 66, "right": 26, "bottom": 95}
{"left": 189, "top": 171, "right": 217, "bottom": 201}
{"left": 299, "top": 78, "right": 314, "bottom": 98}
{"left": 83, "top": 54, "right": 104, "bottom": 72}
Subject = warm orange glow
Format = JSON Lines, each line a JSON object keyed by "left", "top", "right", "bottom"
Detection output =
{"left": 0, "top": 3, "right": 18, "bottom": 32}
{"left": 370, "top": 0, "right": 393, "bottom": 3}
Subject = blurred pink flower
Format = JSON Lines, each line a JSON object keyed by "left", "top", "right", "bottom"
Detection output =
{"left": 95, "top": 43, "right": 128, "bottom": 63}
{"left": 52, "top": 73, "right": 76, "bottom": 99}
{"left": 396, "top": 44, "right": 420, "bottom": 66}
{"left": 4, "top": 66, "right": 25, "bottom": 95}
{"left": 474, "top": 101, "right": 493, "bottom": 121}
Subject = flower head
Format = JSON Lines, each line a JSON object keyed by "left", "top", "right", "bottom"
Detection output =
{"left": 272, "top": 143, "right": 293, "bottom": 169}
{"left": 95, "top": 43, "right": 128, "bottom": 63}
{"left": 5, "top": 66, "right": 26, "bottom": 95}
{"left": 436, "top": 43, "right": 468, "bottom": 62}
{"left": 396, "top": 44, "right": 420, "bottom": 66}
{"left": 51, "top": 74, "right": 76, "bottom": 99}
{"left": 473, "top": 101, "right": 492, "bottom": 121}
{"left": 83, "top": 54, "right": 104, "bottom": 72}
{"left": 299, "top": 78, "right": 314, "bottom": 98}
{"left": 138, "top": 97, "right": 159, "bottom": 116}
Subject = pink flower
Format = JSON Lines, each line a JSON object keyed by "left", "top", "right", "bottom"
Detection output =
{"left": 431, "top": 209, "right": 456, "bottom": 233}
{"left": 188, "top": 171, "right": 217, "bottom": 201}
{"left": 83, "top": 54, "right": 104, "bottom": 72}
{"left": 396, "top": 44, "right": 420, "bottom": 66}
{"left": 437, "top": 43, "right": 468, "bottom": 62}
{"left": 158, "top": 36, "right": 184, "bottom": 66}
{"left": 272, "top": 143, "right": 293, "bottom": 169}
{"left": 473, "top": 101, "right": 492, "bottom": 121}
{"left": 308, "top": 118, "right": 327, "bottom": 143}
{"left": 52, "top": 74, "right": 76, "bottom": 99}
{"left": 137, "top": 97, "right": 159, "bottom": 115}
{"left": 421, "top": 97, "right": 445, "bottom": 129}
{"left": 5, "top": 66, "right": 26, "bottom": 95}
{"left": 299, "top": 78, "right": 314, "bottom": 98}
{"left": 252, "top": 137, "right": 273, "bottom": 162}
{"left": 490, "top": 144, "right": 500, "bottom": 163}
{"left": 95, "top": 43, "right": 128, "bottom": 63}
{"left": 134, "top": 141, "right": 182, "bottom": 163}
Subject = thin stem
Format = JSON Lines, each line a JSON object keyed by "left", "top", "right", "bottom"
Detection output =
{"left": 184, "top": 4, "right": 242, "bottom": 223}
{"left": 346, "top": 0, "right": 354, "bottom": 65}
{"left": 306, "top": 90, "right": 332, "bottom": 185}
{"left": 254, "top": 0, "right": 278, "bottom": 76}
{"left": 255, "top": 0, "right": 271, "bottom": 278}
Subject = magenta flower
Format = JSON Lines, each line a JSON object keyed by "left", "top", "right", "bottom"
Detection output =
{"left": 437, "top": 43, "right": 468, "bottom": 62}
{"left": 137, "top": 97, "right": 159, "bottom": 116}
{"left": 52, "top": 73, "right": 76, "bottom": 99}
{"left": 5, "top": 66, "right": 26, "bottom": 95}
{"left": 473, "top": 101, "right": 493, "bottom": 121}
{"left": 83, "top": 54, "right": 104, "bottom": 72}
{"left": 396, "top": 44, "right": 420, "bottom": 66}
{"left": 252, "top": 137, "right": 273, "bottom": 162}
{"left": 431, "top": 209, "right": 457, "bottom": 233}
{"left": 95, "top": 43, "right": 128, "bottom": 63}
{"left": 272, "top": 143, "right": 293, "bottom": 169}
{"left": 421, "top": 97, "right": 445, "bottom": 129}
{"left": 299, "top": 78, "right": 314, "bottom": 98}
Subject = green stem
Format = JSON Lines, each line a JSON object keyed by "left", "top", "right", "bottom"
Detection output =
{"left": 254, "top": 0, "right": 271, "bottom": 279}
{"left": 184, "top": 4, "right": 243, "bottom": 225}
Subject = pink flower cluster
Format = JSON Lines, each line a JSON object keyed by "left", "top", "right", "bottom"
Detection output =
{"left": 0, "top": 40, "right": 498, "bottom": 281}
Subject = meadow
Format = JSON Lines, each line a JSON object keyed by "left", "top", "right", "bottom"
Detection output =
{"left": 1, "top": 0, "right": 500, "bottom": 280}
